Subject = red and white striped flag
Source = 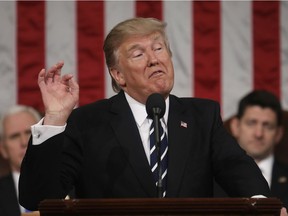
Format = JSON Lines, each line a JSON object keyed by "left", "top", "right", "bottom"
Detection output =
{"left": 0, "top": 1, "right": 287, "bottom": 120}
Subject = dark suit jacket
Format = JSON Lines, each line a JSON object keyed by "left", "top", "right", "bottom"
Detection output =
{"left": 271, "top": 160, "right": 288, "bottom": 208}
{"left": 19, "top": 91, "right": 271, "bottom": 210}
{"left": 0, "top": 174, "right": 21, "bottom": 216}
{"left": 214, "top": 159, "right": 288, "bottom": 208}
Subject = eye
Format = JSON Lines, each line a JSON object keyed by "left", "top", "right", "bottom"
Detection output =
{"left": 25, "top": 130, "right": 32, "bottom": 136}
{"left": 263, "top": 123, "right": 276, "bottom": 131}
{"left": 245, "top": 120, "right": 256, "bottom": 127}
{"left": 131, "top": 50, "right": 143, "bottom": 58}
{"left": 7, "top": 133, "right": 21, "bottom": 141}
{"left": 154, "top": 45, "right": 163, "bottom": 52}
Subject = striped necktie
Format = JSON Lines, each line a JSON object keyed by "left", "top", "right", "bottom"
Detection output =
{"left": 149, "top": 120, "right": 168, "bottom": 197}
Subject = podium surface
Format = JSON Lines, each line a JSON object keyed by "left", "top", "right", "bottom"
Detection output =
{"left": 39, "top": 198, "right": 282, "bottom": 216}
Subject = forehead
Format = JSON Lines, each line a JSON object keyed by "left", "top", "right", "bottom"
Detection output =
{"left": 121, "top": 32, "right": 164, "bottom": 49}
{"left": 243, "top": 106, "right": 277, "bottom": 122}
{"left": 4, "top": 112, "right": 37, "bottom": 131}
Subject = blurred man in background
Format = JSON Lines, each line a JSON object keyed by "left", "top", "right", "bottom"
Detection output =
{"left": 215, "top": 90, "right": 288, "bottom": 208}
{"left": 0, "top": 105, "right": 41, "bottom": 216}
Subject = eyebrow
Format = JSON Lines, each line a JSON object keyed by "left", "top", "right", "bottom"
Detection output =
{"left": 6, "top": 129, "right": 31, "bottom": 139}
{"left": 127, "top": 44, "right": 142, "bottom": 53}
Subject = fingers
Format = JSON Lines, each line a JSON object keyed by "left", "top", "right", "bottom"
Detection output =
{"left": 61, "top": 74, "right": 79, "bottom": 93}
{"left": 38, "top": 68, "right": 46, "bottom": 88}
{"left": 45, "top": 61, "right": 64, "bottom": 84}
{"left": 38, "top": 68, "right": 45, "bottom": 82}
{"left": 37, "top": 61, "right": 79, "bottom": 100}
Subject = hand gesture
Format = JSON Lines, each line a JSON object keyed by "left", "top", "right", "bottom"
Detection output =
{"left": 38, "top": 61, "right": 79, "bottom": 125}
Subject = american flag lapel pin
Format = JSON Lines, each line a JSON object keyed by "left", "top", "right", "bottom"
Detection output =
{"left": 180, "top": 121, "right": 188, "bottom": 128}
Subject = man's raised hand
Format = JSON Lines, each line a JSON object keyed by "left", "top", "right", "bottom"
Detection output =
{"left": 38, "top": 61, "right": 79, "bottom": 125}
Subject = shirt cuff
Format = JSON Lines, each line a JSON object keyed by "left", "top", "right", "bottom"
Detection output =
{"left": 251, "top": 195, "right": 267, "bottom": 198}
{"left": 31, "top": 118, "right": 66, "bottom": 145}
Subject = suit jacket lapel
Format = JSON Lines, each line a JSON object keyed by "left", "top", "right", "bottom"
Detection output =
{"left": 166, "top": 95, "right": 197, "bottom": 197}
{"left": 109, "top": 92, "right": 157, "bottom": 197}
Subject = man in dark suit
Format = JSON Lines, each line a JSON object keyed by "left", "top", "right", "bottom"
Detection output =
{"left": 0, "top": 105, "right": 41, "bottom": 216}
{"left": 214, "top": 90, "right": 288, "bottom": 208}
{"left": 19, "top": 17, "right": 283, "bottom": 213}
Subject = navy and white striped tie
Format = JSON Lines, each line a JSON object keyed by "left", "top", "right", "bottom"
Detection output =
{"left": 149, "top": 120, "right": 168, "bottom": 197}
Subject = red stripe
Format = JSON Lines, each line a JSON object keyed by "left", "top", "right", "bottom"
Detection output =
{"left": 136, "top": 1, "right": 162, "bottom": 20}
{"left": 77, "top": 1, "right": 105, "bottom": 106}
{"left": 17, "top": 1, "right": 45, "bottom": 113}
{"left": 253, "top": 1, "right": 280, "bottom": 98}
{"left": 193, "top": 1, "right": 221, "bottom": 103}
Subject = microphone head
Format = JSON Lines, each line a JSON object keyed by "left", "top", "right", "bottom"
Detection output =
{"left": 146, "top": 93, "right": 166, "bottom": 119}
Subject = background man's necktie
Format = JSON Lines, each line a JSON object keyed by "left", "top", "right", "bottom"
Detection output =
{"left": 149, "top": 120, "right": 168, "bottom": 197}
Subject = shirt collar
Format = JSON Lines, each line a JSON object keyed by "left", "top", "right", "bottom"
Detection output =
{"left": 257, "top": 154, "right": 274, "bottom": 175}
{"left": 124, "top": 92, "right": 169, "bottom": 127}
{"left": 257, "top": 154, "right": 274, "bottom": 186}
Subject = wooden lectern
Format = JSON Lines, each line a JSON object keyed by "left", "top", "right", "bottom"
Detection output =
{"left": 39, "top": 198, "right": 282, "bottom": 216}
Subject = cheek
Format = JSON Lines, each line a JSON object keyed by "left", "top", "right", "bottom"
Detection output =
{"left": 266, "top": 133, "right": 278, "bottom": 142}
{"left": 6, "top": 142, "right": 20, "bottom": 154}
{"left": 237, "top": 129, "right": 252, "bottom": 142}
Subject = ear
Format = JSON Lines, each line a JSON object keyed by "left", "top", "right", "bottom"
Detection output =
{"left": 275, "top": 126, "right": 284, "bottom": 145}
{"left": 230, "top": 117, "right": 240, "bottom": 138}
{"left": 110, "top": 68, "right": 126, "bottom": 87}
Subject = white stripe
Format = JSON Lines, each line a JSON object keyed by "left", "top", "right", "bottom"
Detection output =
{"left": 161, "top": 147, "right": 168, "bottom": 161}
{"left": 104, "top": 0, "right": 135, "bottom": 99}
{"left": 152, "top": 163, "right": 157, "bottom": 172}
{"left": 281, "top": 1, "right": 288, "bottom": 110}
{"left": 46, "top": 1, "right": 77, "bottom": 79}
{"left": 162, "top": 169, "right": 167, "bottom": 179}
{"left": 150, "top": 127, "right": 154, "bottom": 135}
{"left": 222, "top": 1, "right": 253, "bottom": 120}
{"left": 0, "top": 1, "right": 17, "bottom": 115}
{"left": 160, "top": 132, "right": 165, "bottom": 140}
{"left": 164, "top": 1, "right": 193, "bottom": 97}
{"left": 150, "top": 145, "right": 156, "bottom": 154}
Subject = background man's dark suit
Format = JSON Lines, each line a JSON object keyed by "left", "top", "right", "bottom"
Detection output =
{"left": 0, "top": 174, "right": 21, "bottom": 216}
{"left": 271, "top": 160, "right": 288, "bottom": 208}
{"left": 214, "top": 159, "right": 288, "bottom": 208}
{"left": 19, "top": 91, "right": 271, "bottom": 210}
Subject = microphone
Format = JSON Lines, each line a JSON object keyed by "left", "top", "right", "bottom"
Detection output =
{"left": 146, "top": 93, "right": 166, "bottom": 198}
{"left": 146, "top": 93, "right": 166, "bottom": 120}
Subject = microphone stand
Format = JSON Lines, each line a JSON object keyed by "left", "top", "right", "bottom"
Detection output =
{"left": 152, "top": 107, "right": 163, "bottom": 198}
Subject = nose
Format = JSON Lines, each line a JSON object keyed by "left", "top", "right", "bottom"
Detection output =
{"left": 147, "top": 51, "right": 158, "bottom": 67}
{"left": 254, "top": 124, "right": 264, "bottom": 138}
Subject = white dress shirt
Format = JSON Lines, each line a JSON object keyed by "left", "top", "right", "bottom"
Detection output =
{"left": 124, "top": 93, "right": 169, "bottom": 163}
{"left": 257, "top": 154, "right": 274, "bottom": 188}
{"left": 12, "top": 171, "right": 26, "bottom": 213}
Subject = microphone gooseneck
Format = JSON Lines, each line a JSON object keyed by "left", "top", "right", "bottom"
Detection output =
{"left": 145, "top": 93, "right": 166, "bottom": 198}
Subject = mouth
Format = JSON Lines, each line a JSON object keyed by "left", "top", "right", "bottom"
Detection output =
{"left": 149, "top": 70, "right": 164, "bottom": 78}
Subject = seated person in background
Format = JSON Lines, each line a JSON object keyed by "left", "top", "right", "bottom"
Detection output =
{"left": 18, "top": 17, "right": 286, "bottom": 216}
{"left": 0, "top": 105, "right": 41, "bottom": 216}
{"left": 214, "top": 90, "right": 288, "bottom": 208}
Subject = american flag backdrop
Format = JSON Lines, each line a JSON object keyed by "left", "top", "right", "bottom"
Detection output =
{"left": 0, "top": 1, "right": 288, "bottom": 120}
